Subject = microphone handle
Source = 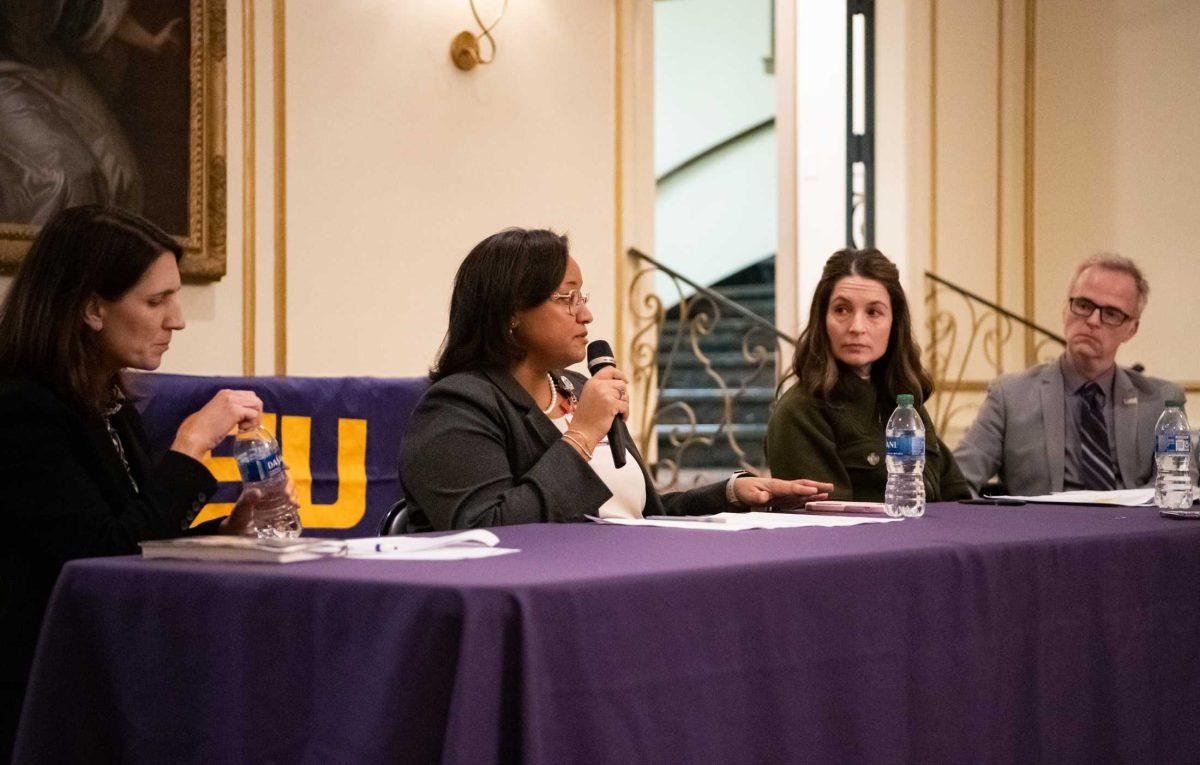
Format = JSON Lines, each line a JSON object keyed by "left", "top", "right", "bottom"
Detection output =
{"left": 608, "top": 417, "right": 626, "bottom": 468}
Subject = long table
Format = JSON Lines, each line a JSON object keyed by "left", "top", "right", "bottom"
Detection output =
{"left": 14, "top": 503, "right": 1200, "bottom": 763}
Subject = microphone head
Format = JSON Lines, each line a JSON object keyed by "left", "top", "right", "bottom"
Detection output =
{"left": 587, "top": 340, "right": 616, "bottom": 373}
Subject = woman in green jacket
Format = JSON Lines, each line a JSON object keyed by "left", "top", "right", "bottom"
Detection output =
{"left": 766, "top": 248, "right": 970, "bottom": 502}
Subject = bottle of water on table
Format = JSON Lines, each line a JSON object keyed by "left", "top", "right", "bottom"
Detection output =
{"left": 1153, "top": 401, "right": 1194, "bottom": 511}
{"left": 234, "top": 425, "right": 302, "bottom": 538}
{"left": 885, "top": 394, "right": 926, "bottom": 518}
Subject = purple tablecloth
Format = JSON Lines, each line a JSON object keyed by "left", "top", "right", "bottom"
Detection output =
{"left": 14, "top": 503, "right": 1200, "bottom": 763}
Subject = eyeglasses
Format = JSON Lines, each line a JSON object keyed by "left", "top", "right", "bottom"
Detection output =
{"left": 551, "top": 289, "right": 590, "bottom": 316}
{"left": 1067, "top": 296, "right": 1133, "bottom": 327}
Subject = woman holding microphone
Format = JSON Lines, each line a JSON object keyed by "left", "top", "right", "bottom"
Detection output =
{"left": 399, "top": 228, "right": 832, "bottom": 531}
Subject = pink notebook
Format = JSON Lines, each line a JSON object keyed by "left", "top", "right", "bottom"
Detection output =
{"left": 802, "top": 500, "right": 890, "bottom": 516}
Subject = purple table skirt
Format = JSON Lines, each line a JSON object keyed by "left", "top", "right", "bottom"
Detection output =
{"left": 15, "top": 503, "right": 1200, "bottom": 764}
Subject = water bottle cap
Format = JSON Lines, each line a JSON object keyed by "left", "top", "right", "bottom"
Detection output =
{"left": 896, "top": 393, "right": 914, "bottom": 406}
{"left": 1165, "top": 400, "right": 1184, "bottom": 409}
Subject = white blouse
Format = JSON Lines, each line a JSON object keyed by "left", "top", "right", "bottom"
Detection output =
{"left": 549, "top": 413, "right": 647, "bottom": 519}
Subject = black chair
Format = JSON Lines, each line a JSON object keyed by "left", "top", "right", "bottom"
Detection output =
{"left": 378, "top": 498, "right": 410, "bottom": 536}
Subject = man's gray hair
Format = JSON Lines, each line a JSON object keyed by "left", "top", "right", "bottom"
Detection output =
{"left": 1069, "top": 252, "right": 1149, "bottom": 315}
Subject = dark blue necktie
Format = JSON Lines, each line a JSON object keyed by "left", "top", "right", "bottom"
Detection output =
{"left": 1078, "top": 382, "right": 1117, "bottom": 491}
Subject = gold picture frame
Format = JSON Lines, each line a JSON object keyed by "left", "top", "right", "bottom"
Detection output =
{"left": 0, "top": 0, "right": 227, "bottom": 281}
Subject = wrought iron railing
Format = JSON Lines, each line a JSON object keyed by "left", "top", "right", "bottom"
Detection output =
{"left": 625, "top": 251, "right": 1074, "bottom": 489}
{"left": 924, "top": 271, "right": 1065, "bottom": 435}
{"left": 627, "top": 249, "right": 793, "bottom": 489}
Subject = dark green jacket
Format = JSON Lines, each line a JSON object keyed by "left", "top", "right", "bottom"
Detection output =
{"left": 766, "top": 374, "right": 971, "bottom": 502}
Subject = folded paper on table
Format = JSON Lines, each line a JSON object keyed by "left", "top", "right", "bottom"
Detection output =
{"left": 992, "top": 488, "right": 1157, "bottom": 507}
{"left": 345, "top": 531, "right": 520, "bottom": 560}
{"left": 349, "top": 546, "right": 520, "bottom": 560}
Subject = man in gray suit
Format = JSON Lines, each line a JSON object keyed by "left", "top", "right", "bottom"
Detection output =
{"left": 954, "top": 253, "right": 1189, "bottom": 496}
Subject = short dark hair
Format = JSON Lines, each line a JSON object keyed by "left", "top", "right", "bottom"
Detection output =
{"left": 0, "top": 205, "right": 182, "bottom": 413}
{"left": 785, "top": 248, "right": 933, "bottom": 408}
{"left": 431, "top": 228, "right": 569, "bottom": 381}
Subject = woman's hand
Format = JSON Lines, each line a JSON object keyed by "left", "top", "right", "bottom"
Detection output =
{"left": 218, "top": 488, "right": 260, "bottom": 535}
{"left": 732, "top": 477, "right": 834, "bottom": 510}
{"left": 170, "top": 389, "right": 264, "bottom": 461}
{"left": 217, "top": 472, "right": 300, "bottom": 536}
{"left": 571, "top": 367, "right": 629, "bottom": 447}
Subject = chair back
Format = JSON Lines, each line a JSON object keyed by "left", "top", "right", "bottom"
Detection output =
{"left": 378, "top": 498, "right": 410, "bottom": 536}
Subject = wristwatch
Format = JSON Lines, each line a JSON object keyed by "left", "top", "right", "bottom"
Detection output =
{"left": 726, "top": 470, "right": 749, "bottom": 507}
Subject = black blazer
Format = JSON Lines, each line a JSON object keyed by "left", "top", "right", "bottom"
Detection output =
{"left": 0, "top": 379, "right": 219, "bottom": 685}
{"left": 400, "top": 368, "right": 728, "bottom": 531}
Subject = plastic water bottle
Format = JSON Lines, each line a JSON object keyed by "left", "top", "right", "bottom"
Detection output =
{"left": 1153, "top": 401, "right": 1194, "bottom": 511}
{"left": 885, "top": 393, "right": 926, "bottom": 518}
{"left": 233, "top": 425, "right": 302, "bottom": 538}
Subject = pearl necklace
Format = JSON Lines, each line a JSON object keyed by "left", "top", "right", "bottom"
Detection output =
{"left": 541, "top": 373, "right": 558, "bottom": 415}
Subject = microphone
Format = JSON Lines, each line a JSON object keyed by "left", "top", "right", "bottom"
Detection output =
{"left": 586, "top": 340, "right": 627, "bottom": 468}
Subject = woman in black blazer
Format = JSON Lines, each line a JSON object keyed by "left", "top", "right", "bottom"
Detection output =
{"left": 400, "top": 228, "right": 832, "bottom": 531}
{"left": 0, "top": 206, "right": 271, "bottom": 757}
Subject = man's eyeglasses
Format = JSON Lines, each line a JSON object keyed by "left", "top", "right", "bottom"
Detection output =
{"left": 551, "top": 289, "right": 590, "bottom": 316}
{"left": 1067, "top": 296, "right": 1132, "bottom": 327}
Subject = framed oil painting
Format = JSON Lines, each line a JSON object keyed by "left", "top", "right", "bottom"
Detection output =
{"left": 0, "top": 0, "right": 226, "bottom": 280}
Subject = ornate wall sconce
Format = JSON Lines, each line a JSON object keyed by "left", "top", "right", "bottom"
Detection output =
{"left": 450, "top": 0, "right": 508, "bottom": 71}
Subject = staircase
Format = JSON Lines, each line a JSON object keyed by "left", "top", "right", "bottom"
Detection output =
{"left": 655, "top": 257, "right": 781, "bottom": 470}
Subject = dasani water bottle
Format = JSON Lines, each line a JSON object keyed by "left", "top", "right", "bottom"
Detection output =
{"left": 885, "top": 394, "right": 926, "bottom": 518}
{"left": 233, "top": 425, "right": 302, "bottom": 538}
{"left": 1153, "top": 401, "right": 1194, "bottom": 511}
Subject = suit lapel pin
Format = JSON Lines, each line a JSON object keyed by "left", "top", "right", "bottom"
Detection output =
{"left": 1122, "top": 396, "right": 1138, "bottom": 406}
{"left": 867, "top": 452, "right": 880, "bottom": 466}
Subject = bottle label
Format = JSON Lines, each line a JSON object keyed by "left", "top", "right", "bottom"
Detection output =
{"left": 237, "top": 451, "right": 284, "bottom": 482}
{"left": 886, "top": 435, "right": 925, "bottom": 457}
{"left": 1156, "top": 434, "right": 1192, "bottom": 455}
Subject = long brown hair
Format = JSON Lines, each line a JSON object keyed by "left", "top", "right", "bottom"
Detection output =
{"left": 0, "top": 205, "right": 182, "bottom": 413}
{"left": 785, "top": 248, "right": 932, "bottom": 408}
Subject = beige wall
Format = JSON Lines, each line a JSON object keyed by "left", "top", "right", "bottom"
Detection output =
{"left": 0, "top": 0, "right": 633, "bottom": 379}
{"left": 914, "top": 0, "right": 1200, "bottom": 445}
{"left": 1034, "top": 0, "right": 1200, "bottom": 383}
{"left": 286, "top": 0, "right": 620, "bottom": 377}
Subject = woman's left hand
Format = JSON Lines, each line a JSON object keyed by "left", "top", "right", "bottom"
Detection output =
{"left": 217, "top": 472, "right": 300, "bottom": 535}
{"left": 732, "top": 477, "right": 834, "bottom": 510}
{"left": 218, "top": 488, "right": 260, "bottom": 535}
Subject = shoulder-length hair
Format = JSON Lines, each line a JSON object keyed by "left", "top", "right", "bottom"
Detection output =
{"left": 431, "top": 228, "right": 569, "bottom": 381}
{"left": 0, "top": 205, "right": 183, "bottom": 413}
{"left": 785, "top": 248, "right": 932, "bottom": 407}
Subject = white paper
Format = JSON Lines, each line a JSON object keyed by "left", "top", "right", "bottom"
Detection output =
{"left": 348, "top": 546, "right": 520, "bottom": 561}
{"left": 992, "top": 488, "right": 1156, "bottom": 507}
{"left": 716, "top": 511, "right": 903, "bottom": 528}
{"left": 344, "top": 530, "right": 501, "bottom": 555}
{"left": 342, "top": 530, "right": 519, "bottom": 560}
{"left": 588, "top": 512, "right": 902, "bottom": 530}
{"left": 588, "top": 515, "right": 749, "bottom": 531}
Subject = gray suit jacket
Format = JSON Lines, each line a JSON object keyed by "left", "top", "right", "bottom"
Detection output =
{"left": 953, "top": 358, "right": 1191, "bottom": 496}
{"left": 400, "top": 368, "right": 728, "bottom": 530}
